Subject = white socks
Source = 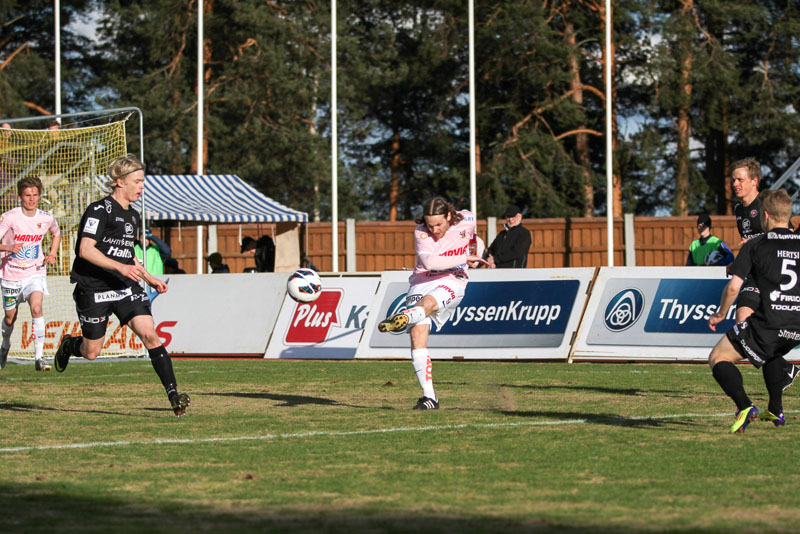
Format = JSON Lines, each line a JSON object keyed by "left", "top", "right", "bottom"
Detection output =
{"left": 404, "top": 306, "right": 426, "bottom": 325}
{"left": 411, "top": 348, "right": 436, "bottom": 401}
{"left": 33, "top": 317, "right": 45, "bottom": 360}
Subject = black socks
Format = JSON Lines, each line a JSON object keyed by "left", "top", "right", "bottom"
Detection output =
{"left": 148, "top": 345, "right": 178, "bottom": 399}
{"left": 712, "top": 361, "right": 752, "bottom": 411}
{"left": 762, "top": 357, "right": 785, "bottom": 415}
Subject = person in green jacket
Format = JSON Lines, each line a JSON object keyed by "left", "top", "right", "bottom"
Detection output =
{"left": 686, "top": 214, "right": 734, "bottom": 266}
{"left": 134, "top": 229, "right": 172, "bottom": 275}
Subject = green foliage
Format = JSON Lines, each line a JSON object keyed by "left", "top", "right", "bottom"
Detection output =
{"left": 3, "top": 1, "right": 800, "bottom": 219}
{"left": 0, "top": 0, "right": 93, "bottom": 118}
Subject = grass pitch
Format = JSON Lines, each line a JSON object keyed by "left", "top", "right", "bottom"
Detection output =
{"left": 1, "top": 359, "right": 800, "bottom": 533}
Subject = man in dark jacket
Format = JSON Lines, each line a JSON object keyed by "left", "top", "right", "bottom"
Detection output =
{"left": 487, "top": 205, "right": 531, "bottom": 268}
{"left": 241, "top": 235, "right": 276, "bottom": 272}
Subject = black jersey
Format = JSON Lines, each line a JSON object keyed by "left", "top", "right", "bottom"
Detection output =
{"left": 70, "top": 195, "right": 140, "bottom": 291}
{"left": 734, "top": 196, "right": 763, "bottom": 240}
{"left": 728, "top": 227, "right": 800, "bottom": 330}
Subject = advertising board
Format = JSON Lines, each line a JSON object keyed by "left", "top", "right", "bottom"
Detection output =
{"left": 571, "top": 266, "right": 738, "bottom": 361}
{"left": 265, "top": 275, "right": 380, "bottom": 359}
{"left": 356, "top": 268, "right": 595, "bottom": 360}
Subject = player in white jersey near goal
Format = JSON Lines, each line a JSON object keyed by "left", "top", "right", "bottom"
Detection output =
{"left": 0, "top": 177, "right": 61, "bottom": 371}
{"left": 378, "top": 197, "right": 487, "bottom": 410}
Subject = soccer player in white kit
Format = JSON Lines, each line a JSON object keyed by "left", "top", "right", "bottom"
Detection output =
{"left": 378, "top": 197, "right": 487, "bottom": 409}
{"left": 0, "top": 177, "right": 61, "bottom": 371}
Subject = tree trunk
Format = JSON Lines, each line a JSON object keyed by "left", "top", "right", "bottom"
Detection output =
{"left": 388, "top": 131, "right": 401, "bottom": 221}
{"left": 566, "top": 20, "right": 593, "bottom": 217}
{"left": 674, "top": 0, "right": 693, "bottom": 216}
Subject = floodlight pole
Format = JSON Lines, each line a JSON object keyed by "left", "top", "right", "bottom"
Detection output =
{"left": 331, "top": 0, "right": 339, "bottom": 273}
{"left": 468, "top": 0, "right": 476, "bottom": 215}
{"left": 605, "top": 0, "right": 614, "bottom": 266}
{"left": 197, "top": 0, "right": 205, "bottom": 274}
{"left": 54, "top": 0, "right": 61, "bottom": 119}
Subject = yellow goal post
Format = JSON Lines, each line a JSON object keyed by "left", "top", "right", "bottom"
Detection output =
{"left": 0, "top": 108, "right": 145, "bottom": 360}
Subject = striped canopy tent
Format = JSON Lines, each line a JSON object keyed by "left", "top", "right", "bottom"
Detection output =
{"left": 131, "top": 174, "right": 307, "bottom": 223}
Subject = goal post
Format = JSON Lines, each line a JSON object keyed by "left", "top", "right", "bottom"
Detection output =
{"left": 0, "top": 108, "right": 145, "bottom": 360}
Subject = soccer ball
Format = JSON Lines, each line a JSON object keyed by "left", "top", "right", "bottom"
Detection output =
{"left": 287, "top": 268, "right": 322, "bottom": 303}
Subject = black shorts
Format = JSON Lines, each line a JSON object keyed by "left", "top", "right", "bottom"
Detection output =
{"left": 726, "top": 318, "right": 800, "bottom": 369}
{"left": 73, "top": 285, "right": 152, "bottom": 340}
{"left": 737, "top": 280, "right": 760, "bottom": 311}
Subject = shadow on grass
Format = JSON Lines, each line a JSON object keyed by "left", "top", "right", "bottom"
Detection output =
{"left": 0, "top": 482, "right": 722, "bottom": 534}
{"left": 0, "top": 401, "right": 155, "bottom": 418}
{"left": 494, "top": 409, "right": 697, "bottom": 428}
{"left": 200, "top": 391, "right": 390, "bottom": 410}
{"left": 439, "top": 381, "right": 702, "bottom": 398}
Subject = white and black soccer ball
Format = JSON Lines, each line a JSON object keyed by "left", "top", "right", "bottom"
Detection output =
{"left": 287, "top": 268, "right": 322, "bottom": 303}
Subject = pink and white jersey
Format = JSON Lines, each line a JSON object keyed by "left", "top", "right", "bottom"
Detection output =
{"left": 409, "top": 209, "right": 477, "bottom": 288}
{"left": 0, "top": 207, "right": 60, "bottom": 281}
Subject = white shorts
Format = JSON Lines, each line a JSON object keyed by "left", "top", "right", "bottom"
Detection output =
{"left": 406, "top": 278, "right": 465, "bottom": 331}
{"left": 2, "top": 276, "right": 49, "bottom": 311}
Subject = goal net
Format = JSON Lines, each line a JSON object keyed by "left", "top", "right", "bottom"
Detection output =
{"left": 0, "top": 113, "right": 141, "bottom": 360}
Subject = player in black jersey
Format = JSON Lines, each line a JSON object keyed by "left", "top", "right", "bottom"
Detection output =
{"left": 730, "top": 157, "right": 799, "bottom": 391}
{"left": 54, "top": 154, "right": 190, "bottom": 416}
{"left": 708, "top": 189, "right": 800, "bottom": 432}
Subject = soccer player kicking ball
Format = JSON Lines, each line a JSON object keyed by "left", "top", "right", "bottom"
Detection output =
{"left": 378, "top": 197, "right": 487, "bottom": 410}
{"left": 54, "top": 154, "right": 190, "bottom": 416}
{"left": 708, "top": 189, "right": 800, "bottom": 433}
{"left": 0, "top": 177, "right": 61, "bottom": 371}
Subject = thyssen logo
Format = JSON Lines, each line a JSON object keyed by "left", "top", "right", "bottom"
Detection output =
{"left": 604, "top": 288, "right": 645, "bottom": 332}
{"left": 285, "top": 289, "right": 343, "bottom": 344}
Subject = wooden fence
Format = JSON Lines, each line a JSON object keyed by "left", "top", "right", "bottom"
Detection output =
{"left": 150, "top": 215, "right": 782, "bottom": 274}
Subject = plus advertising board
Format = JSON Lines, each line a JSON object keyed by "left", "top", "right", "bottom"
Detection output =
{"left": 356, "top": 269, "right": 594, "bottom": 360}
{"left": 264, "top": 276, "right": 380, "bottom": 359}
{"left": 571, "top": 266, "right": 740, "bottom": 361}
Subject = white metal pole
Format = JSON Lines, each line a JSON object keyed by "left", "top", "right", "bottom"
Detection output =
{"left": 54, "top": 0, "right": 61, "bottom": 118}
{"left": 605, "top": 0, "right": 614, "bottom": 266}
{"left": 468, "top": 0, "right": 476, "bottom": 215}
{"left": 197, "top": 0, "right": 205, "bottom": 274}
{"left": 331, "top": 0, "right": 339, "bottom": 272}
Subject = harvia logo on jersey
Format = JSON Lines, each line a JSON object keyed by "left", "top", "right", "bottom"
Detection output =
{"left": 604, "top": 288, "right": 645, "bottom": 332}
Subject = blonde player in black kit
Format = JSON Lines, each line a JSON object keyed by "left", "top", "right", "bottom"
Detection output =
{"left": 708, "top": 189, "right": 800, "bottom": 433}
{"left": 730, "top": 157, "right": 799, "bottom": 391}
{"left": 54, "top": 154, "right": 190, "bottom": 416}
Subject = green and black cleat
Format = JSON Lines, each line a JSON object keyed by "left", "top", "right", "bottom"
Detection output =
{"left": 170, "top": 392, "right": 191, "bottom": 417}
{"left": 54, "top": 335, "right": 72, "bottom": 373}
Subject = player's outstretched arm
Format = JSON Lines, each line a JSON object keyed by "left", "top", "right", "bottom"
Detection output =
{"left": 708, "top": 275, "right": 743, "bottom": 331}
{"left": 133, "top": 257, "right": 167, "bottom": 293}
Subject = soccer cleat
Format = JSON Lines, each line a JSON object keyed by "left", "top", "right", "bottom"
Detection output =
{"left": 35, "top": 359, "right": 51, "bottom": 372}
{"left": 782, "top": 364, "right": 799, "bottom": 392}
{"left": 761, "top": 410, "right": 786, "bottom": 427}
{"left": 730, "top": 405, "right": 759, "bottom": 434}
{"left": 0, "top": 345, "right": 7, "bottom": 370}
{"left": 412, "top": 396, "right": 439, "bottom": 410}
{"left": 170, "top": 392, "right": 191, "bottom": 417}
{"left": 378, "top": 313, "right": 409, "bottom": 333}
{"left": 54, "top": 335, "right": 72, "bottom": 373}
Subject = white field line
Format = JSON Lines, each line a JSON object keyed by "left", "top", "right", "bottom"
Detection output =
{"left": 3, "top": 409, "right": 792, "bottom": 454}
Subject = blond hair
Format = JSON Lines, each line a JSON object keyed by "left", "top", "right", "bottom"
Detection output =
{"left": 730, "top": 157, "right": 762, "bottom": 186}
{"left": 106, "top": 154, "right": 145, "bottom": 190}
{"left": 760, "top": 189, "right": 793, "bottom": 223}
